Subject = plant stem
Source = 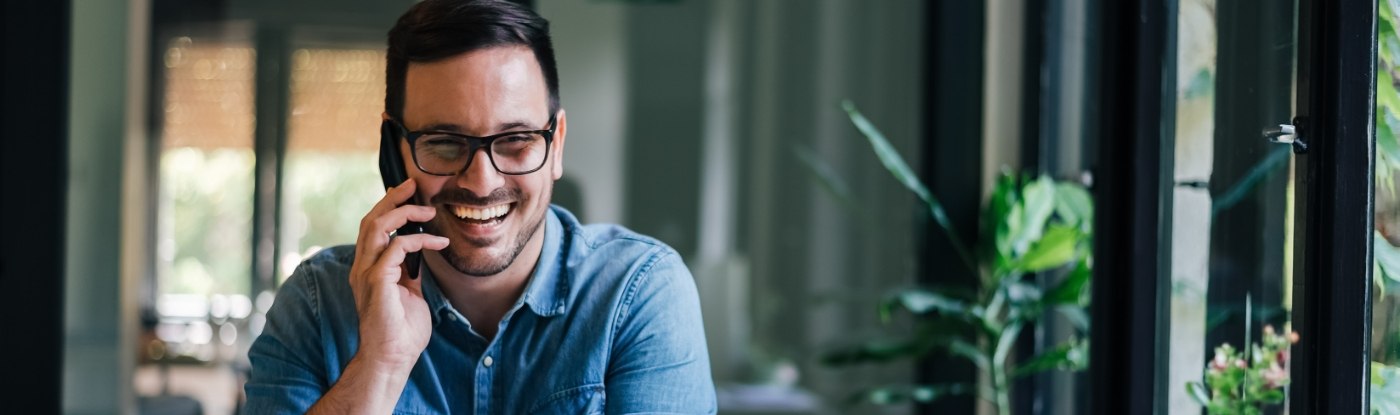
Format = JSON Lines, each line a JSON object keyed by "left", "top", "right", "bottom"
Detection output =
{"left": 990, "top": 326, "right": 1019, "bottom": 415}
{"left": 993, "top": 363, "right": 1011, "bottom": 415}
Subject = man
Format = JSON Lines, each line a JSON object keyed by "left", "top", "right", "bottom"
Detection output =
{"left": 242, "top": 0, "right": 716, "bottom": 413}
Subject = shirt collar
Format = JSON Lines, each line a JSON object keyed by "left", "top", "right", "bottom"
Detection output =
{"left": 517, "top": 207, "right": 568, "bottom": 317}
{"left": 421, "top": 206, "right": 569, "bottom": 327}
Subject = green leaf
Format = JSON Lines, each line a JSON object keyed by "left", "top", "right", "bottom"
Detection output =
{"left": 1005, "top": 280, "right": 1044, "bottom": 303}
{"left": 1377, "top": 112, "right": 1400, "bottom": 171}
{"left": 983, "top": 173, "right": 1020, "bottom": 269}
{"left": 1256, "top": 388, "right": 1285, "bottom": 403}
{"left": 1384, "top": 0, "right": 1399, "bottom": 33}
{"left": 1187, "top": 381, "right": 1211, "bottom": 407}
{"left": 821, "top": 338, "right": 926, "bottom": 366}
{"left": 880, "top": 289, "right": 971, "bottom": 322}
{"left": 1372, "top": 361, "right": 1400, "bottom": 415}
{"left": 1044, "top": 257, "right": 1092, "bottom": 306}
{"left": 1380, "top": 111, "right": 1400, "bottom": 197}
{"left": 793, "top": 145, "right": 857, "bottom": 213}
{"left": 1011, "top": 338, "right": 1088, "bottom": 378}
{"left": 1054, "top": 181, "right": 1094, "bottom": 232}
{"left": 1005, "top": 281, "right": 1046, "bottom": 322}
{"left": 1375, "top": 231, "right": 1400, "bottom": 285}
{"left": 1056, "top": 305, "right": 1091, "bottom": 331}
{"left": 842, "top": 100, "right": 976, "bottom": 272}
{"left": 1380, "top": 70, "right": 1400, "bottom": 121}
{"left": 1014, "top": 175, "right": 1058, "bottom": 256}
{"left": 1018, "top": 225, "right": 1082, "bottom": 272}
{"left": 1377, "top": 260, "right": 1386, "bottom": 298}
{"left": 1383, "top": 1, "right": 1398, "bottom": 64}
{"left": 821, "top": 317, "right": 979, "bottom": 367}
{"left": 1381, "top": 109, "right": 1400, "bottom": 194}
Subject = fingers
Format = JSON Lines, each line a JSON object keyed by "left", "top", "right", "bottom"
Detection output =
{"left": 362, "top": 204, "right": 438, "bottom": 252}
{"left": 371, "top": 234, "right": 450, "bottom": 283}
{"left": 356, "top": 205, "right": 436, "bottom": 267}
{"left": 369, "top": 178, "right": 419, "bottom": 219}
{"left": 357, "top": 179, "right": 420, "bottom": 255}
{"left": 357, "top": 178, "right": 437, "bottom": 264}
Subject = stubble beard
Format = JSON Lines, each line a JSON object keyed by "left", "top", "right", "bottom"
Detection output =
{"left": 427, "top": 186, "right": 551, "bottom": 277}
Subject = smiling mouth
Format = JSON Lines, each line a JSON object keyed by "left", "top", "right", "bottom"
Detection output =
{"left": 449, "top": 203, "right": 514, "bottom": 225}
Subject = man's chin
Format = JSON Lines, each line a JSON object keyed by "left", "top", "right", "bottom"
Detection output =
{"left": 441, "top": 243, "right": 513, "bottom": 277}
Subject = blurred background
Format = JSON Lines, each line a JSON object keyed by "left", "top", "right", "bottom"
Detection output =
{"left": 3, "top": 0, "right": 1398, "bottom": 414}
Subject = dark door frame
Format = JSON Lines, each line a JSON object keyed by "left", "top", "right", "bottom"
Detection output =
{"left": 0, "top": 1, "right": 71, "bottom": 412}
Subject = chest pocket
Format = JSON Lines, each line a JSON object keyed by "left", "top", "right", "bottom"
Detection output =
{"left": 528, "top": 384, "right": 605, "bottom": 415}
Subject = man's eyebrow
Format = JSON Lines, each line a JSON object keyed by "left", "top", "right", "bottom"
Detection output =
{"left": 417, "top": 120, "right": 538, "bottom": 134}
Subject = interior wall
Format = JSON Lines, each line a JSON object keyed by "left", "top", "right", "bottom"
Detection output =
{"left": 983, "top": 0, "right": 1025, "bottom": 196}
{"left": 538, "top": 0, "right": 629, "bottom": 224}
{"left": 737, "top": 0, "right": 926, "bottom": 408}
{"left": 66, "top": 0, "right": 144, "bottom": 413}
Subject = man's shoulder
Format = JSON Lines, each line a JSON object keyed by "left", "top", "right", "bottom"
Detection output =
{"left": 554, "top": 207, "right": 681, "bottom": 269}
{"left": 551, "top": 208, "right": 693, "bottom": 306}
{"left": 278, "top": 245, "right": 357, "bottom": 308}
{"left": 292, "top": 245, "right": 357, "bottom": 281}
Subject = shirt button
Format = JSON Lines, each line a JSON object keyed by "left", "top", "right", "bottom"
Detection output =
{"left": 446, "top": 313, "right": 457, "bottom": 322}
{"left": 483, "top": 356, "right": 494, "bottom": 367}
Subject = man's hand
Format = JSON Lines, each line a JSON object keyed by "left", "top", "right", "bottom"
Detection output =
{"left": 351, "top": 177, "right": 446, "bottom": 369}
{"left": 310, "top": 178, "right": 448, "bottom": 414}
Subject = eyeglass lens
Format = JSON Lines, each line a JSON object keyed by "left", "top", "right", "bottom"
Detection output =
{"left": 414, "top": 132, "right": 549, "bottom": 175}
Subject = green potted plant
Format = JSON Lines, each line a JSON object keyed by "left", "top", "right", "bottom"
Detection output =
{"left": 809, "top": 101, "right": 1093, "bottom": 414}
{"left": 1186, "top": 325, "right": 1297, "bottom": 415}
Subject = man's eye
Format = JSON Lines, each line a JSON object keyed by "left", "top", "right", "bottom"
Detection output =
{"left": 420, "top": 137, "right": 466, "bottom": 158}
{"left": 501, "top": 134, "right": 534, "bottom": 143}
{"left": 493, "top": 134, "right": 539, "bottom": 154}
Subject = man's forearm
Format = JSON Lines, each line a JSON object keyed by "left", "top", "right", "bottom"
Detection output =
{"left": 307, "top": 354, "right": 412, "bottom": 415}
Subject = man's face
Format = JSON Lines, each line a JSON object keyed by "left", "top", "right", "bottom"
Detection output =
{"left": 399, "top": 46, "right": 565, "bottom": 276}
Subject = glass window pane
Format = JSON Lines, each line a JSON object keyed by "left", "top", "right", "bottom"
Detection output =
{"left": 1165, "top": 0, "right": 1298, "bottom": 413}
{"left": 158, "top": 38, "right": 256, "bottom": 298}
{"left": 154, "top": 36, "right": 256, "bottom": 369}
{"left": 1373, "top": 0, "right": 1400, "bottom": 411}
{"left": 278, "top": 48, "right": 387, "bottom": 285}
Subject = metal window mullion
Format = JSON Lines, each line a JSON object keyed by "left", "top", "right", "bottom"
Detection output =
{"left": 1290, "top": 0, "right": 1377, "bottom": 413}
{"left": 1087, "top": 0, "right": 1176, "bottom": 413}
{"left": 251, "top": 25, "right": 290, "bottom": 296}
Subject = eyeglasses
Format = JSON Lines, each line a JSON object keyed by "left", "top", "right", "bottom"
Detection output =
{"left": 389, "top": 115, "right": 556, "bottom": 176}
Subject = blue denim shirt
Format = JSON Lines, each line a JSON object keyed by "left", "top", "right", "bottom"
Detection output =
{"left": 243, "top": 206, "right": 716, "bottom": 414}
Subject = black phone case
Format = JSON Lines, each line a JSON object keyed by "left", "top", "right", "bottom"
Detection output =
{"left": 380, "top": 120, "right": 425, "bottom": 279}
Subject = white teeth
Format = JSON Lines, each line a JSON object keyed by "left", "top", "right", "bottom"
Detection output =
{"left": 452, "top": 204, "right": 510, "bottom": 221}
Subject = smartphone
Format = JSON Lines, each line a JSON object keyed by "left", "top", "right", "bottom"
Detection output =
{"left": 379, "top": 120, "right": 426, "bottom": 279}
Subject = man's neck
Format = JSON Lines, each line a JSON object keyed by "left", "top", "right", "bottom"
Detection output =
{"left": 423, "top": 222, "right": 546, "bottom": 341}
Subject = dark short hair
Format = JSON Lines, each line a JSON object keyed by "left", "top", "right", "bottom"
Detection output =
{"left": 385, "top": 0, "right": 560, "bottom": 121}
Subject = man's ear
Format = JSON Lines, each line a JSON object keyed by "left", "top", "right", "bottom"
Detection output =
{"left": 551, "top": 109, "right": 566, "bottom": 181}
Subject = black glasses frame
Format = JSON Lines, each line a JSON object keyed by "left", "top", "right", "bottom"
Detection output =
{"left": 388, "top": 115, "right": 557, "bottom": 176}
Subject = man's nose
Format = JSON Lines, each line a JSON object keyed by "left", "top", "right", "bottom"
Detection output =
{"left": 455, "top": 148, "right": 505, "bottom": 195}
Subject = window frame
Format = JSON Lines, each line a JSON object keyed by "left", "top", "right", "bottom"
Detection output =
{"left": 1086, "top": 0, "right": 1379, "bottom": 414}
